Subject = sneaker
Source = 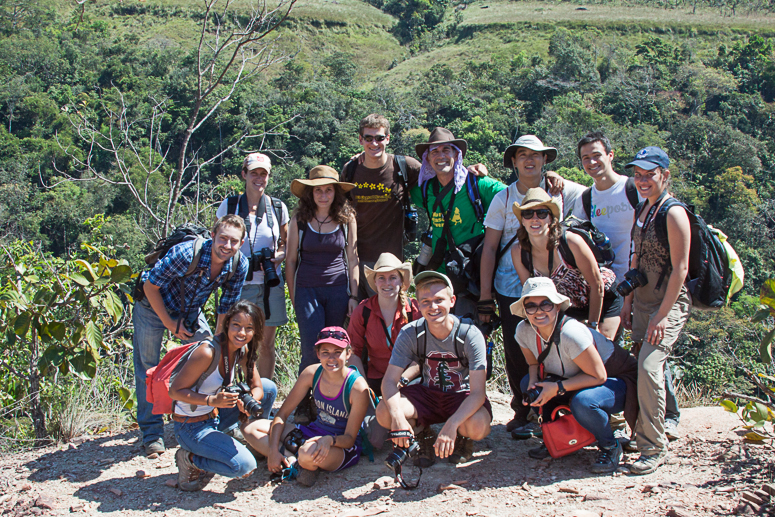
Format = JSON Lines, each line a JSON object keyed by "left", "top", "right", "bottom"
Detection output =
{"left": 528, "top": 443, "right": 550, "bottom": 460}
{"left": 506, "top": 416, "right": 529, "bottom": 433}
{"left": 511, "top": 422, "right": 542, "bottom": 440}
{"left": 613, "top": 428, "right": 637, "bottom": 452}
{"left": 448, "top": 435, "right": 474, "bottom": 464}
{"left": 227, "top": 427, "right": 247, "bottom": 445}
{"left": 144, "top": 438, "right": 165, "bottom": 458}
{"left": 296, "top": 466, "right": 320, "bottom": 487}
{"left": 664, "top": 420, "right": 680, "bottom": 441}
{"left": 175, "top": 448, "right": 204, "bottom": 491}
{"left": 629, "top": 450, "right": 668, "bottom": 475}
{"left": 590, "top": 441, "right": 623, "bottom": 474}
{"left": 414, "top": 427, "right": 437, "bottom": 468}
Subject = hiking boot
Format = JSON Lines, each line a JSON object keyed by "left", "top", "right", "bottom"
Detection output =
{"left": 448, "top": 435, "right": 474, "bottom": 464}
{"left": 590, "top": 441, "right": 623, "bottom": 474}
{"left": 294, "top": 391, "right": 316, "bottom": 426}
{"left": 511, "top": 422, "right": 542, "bottom": 440}
{"left": 175, "top": 448, "right": 204, "bottom": 491}
{"left": 528, "top": 443, "right": 550, "bottom": 460}
{"left": 506, "top": 416, "right": 529, "bottom": 433}
{"left": 664, "top": 420, "right": 680, "bottom": 441}
{"left": 629, "top": 450, "right": 668, "bottom": 475}
{"left": 414, "top": 427, "right": 437, "bottom": 468}
{"left": 296, "top": 466, "right": 320, "bottom": 487}
{"left": 144, "top": 438, "right": 165, "bottom": 458}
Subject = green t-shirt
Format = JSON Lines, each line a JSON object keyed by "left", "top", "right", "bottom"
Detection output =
{"left": 410, "top": 175, "right": 506, "bottom": 273}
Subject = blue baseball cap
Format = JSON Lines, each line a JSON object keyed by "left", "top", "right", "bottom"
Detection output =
{"left": 625, "top": 146, "right": 670, "bottom": 170}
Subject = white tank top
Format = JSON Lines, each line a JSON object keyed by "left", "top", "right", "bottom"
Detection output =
{"left": 174, "top": 351, "right": 236, "bottom": 418}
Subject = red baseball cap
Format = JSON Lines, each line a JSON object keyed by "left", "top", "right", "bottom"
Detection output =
{"left": 315, "top": 326, "right": 350, "bottom": 348}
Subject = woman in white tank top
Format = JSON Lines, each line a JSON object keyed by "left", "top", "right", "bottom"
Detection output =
{"left": 168, "top": 301, "right": 275, "bottom": 491}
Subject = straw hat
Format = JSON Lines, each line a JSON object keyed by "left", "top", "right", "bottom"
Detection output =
{"left": 510, "top": 277, "right": 571, "bottom": 318}
{"left": 415, "top": 127, "right": 468, "bottom": 159}
{"left": 512, "top": 188, "right": 562, "bottom": 221}
{"left": 290, "top": 165, "right": 356, "bottom": 198}
{"left": 364, "top": 253, "right": 413, "bottom": 292}
{"left": 502, "top": 135, "right": 557, "bottom": 168}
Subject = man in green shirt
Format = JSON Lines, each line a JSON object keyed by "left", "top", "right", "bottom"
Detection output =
{"left": 410, "top": 127, "right": 506, "bottom": 317}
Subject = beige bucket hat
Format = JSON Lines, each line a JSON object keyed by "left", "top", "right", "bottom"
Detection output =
{"left": 510, "top": 277, "right": 571, "bottom": 318}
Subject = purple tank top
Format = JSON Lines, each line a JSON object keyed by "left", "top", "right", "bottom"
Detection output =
{"left": 296, "top": 222, "right": 347, "bottom": 288}
{"left": 312, "top": 368, "right": 354, "bottom": 436}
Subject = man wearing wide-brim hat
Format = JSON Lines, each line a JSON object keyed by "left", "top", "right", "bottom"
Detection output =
{"left": 409, "top": 127, "right": 506, "bottom": 317}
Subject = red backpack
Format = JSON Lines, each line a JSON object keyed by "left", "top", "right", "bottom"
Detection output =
{"left": 145, "top": 340, "right": 228, "bottom": 415}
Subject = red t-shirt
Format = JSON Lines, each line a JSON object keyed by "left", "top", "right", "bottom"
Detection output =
{"left": 347, "top": 295, "right": 422, "bottom": 379}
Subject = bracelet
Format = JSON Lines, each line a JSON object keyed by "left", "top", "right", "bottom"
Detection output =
{"left": 349, "top": 295, "right": 358, "bottom": 301}
{"left": 205, "top": 395, "right": 210, "bottom": 405}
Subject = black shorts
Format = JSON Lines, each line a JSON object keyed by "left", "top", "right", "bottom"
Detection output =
{"left": 565, "top": 291, "right": 623, "bottom": 322}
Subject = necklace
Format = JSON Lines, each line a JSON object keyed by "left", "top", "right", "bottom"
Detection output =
{"left": 314, "top": 214, "right": 332, "bottom": 233}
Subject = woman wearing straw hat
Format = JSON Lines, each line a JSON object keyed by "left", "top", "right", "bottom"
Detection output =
{"left": 511, "top": 277, "right": 636, "bottom": 473}
{"left": 286, "top": 166, "right": 360, "bottom": 423}
{"left": 511, "top": 188, "right": 622, "bottom": 340}
{"left": 347, "top": 252, "right": 421, "bottom": 396}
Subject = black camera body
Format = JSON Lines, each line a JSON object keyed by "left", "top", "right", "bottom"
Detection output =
{"left": 223, "top": 382, "right": 262, "bottom": 418}
{"left": 523, "top": 386, "right": 543, "bottom": 405}
{"left": 283, "top": 428, "right": 307, "bottom": 456}
{"left": 405, "top": 206, "right": 419, "bottom": 242}
{"left": 247, "top": 247, "right": 280, "bottom": 287}
{"left": 616, "top": 269, "right": 648, "bottom": 297}
{"left": 384, "top": 439, "right": 420, "bottom": 472}
{"left": 182, "top": 310, "right": 200, "bottom": 334}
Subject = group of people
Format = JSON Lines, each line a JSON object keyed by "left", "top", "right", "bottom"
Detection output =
{"left": 131, "top": 113, "right": 690, "bottom": 491}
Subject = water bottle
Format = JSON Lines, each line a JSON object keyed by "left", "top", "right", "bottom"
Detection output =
{"left": 415, "top": 230, "right": 433, "bottom": 267}
{"left": 486, "top": 339, "right": 494, "bottom": 381}
{"left": 404, "top": 206, "right": 418, "bottom": 242}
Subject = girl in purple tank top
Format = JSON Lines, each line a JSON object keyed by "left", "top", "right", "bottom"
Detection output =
{"left": 285, "top": 166, "right": 361, "bottom": 423}
{"left": 243, "top": 327, "right": 370, "bottom": 486}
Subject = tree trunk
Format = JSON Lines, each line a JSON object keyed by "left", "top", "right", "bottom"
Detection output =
{"left": 28, "top": 331, "right": 48, "bottom": 444}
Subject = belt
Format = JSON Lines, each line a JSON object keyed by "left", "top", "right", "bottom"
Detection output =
{"left": 172, "top": 408, "right": 219, "bottom": 423}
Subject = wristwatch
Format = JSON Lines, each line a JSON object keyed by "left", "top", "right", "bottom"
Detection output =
{"left": 556, "top": 381, "right": 567, "bottom": 396}
{"left": 399, "top": 377, "right": 410, "bottom": 388}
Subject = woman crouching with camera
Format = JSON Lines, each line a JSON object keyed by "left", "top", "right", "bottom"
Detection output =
{"left": 347, "top": 253, "right": 421, "bottom": 396}
{"left": 168, "top": 301, "right": 278, "bottom": 491}
{"left": 512, "top": 277, "right": 637, "bottom": 473}
{"left": 243, "top": 327, "right": 370, "bottom": 486}
{"left": 620, "top": 147, "right": 691, "bottom": 475}
{"left": 511, "top": 188, "right": 621, "bottom": 340}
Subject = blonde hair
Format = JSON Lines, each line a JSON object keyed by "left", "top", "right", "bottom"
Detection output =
{"left": 416, "top": 278, "right": 453, "bottom": 300}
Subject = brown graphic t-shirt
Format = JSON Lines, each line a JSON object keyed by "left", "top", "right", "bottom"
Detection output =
{"left": 344, "top": 154, "right": 421, "bottom": 262}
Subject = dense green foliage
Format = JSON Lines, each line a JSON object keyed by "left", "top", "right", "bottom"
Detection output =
{"left": 2, "top": 0, "right": 775, "bottom": 438}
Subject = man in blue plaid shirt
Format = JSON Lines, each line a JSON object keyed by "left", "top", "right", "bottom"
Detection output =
{"left": 133, "top": 215, "right": 250, "bottom": 457}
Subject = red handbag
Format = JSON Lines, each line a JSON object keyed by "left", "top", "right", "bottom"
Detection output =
{"left": 541, "top": 405, "right": 596, "bottom": 458}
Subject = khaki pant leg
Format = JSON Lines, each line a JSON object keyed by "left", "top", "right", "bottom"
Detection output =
{"left": 635, "top": 341, "right": 669, "bottom": 454}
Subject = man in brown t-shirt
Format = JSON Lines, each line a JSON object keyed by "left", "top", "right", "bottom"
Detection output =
{"left": 342, "top": 114, "right": 421, "bottom": 300}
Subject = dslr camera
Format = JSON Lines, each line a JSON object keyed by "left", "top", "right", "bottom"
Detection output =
{"left": 384, "top": 438, "right": 420, "bottom": 474}
{"left": 223, "top": 382, "right": 262, "bottom": 418}
{"left": 247, "top": 247, "right": 280, "bottom": 287}
{"left": 615, "top": 269, "right": 648, "bottom": 297}
{"left": 522, "top": 386, "right": 543, "bottom": 405}
{"left": 283, "top": 428, "right": 307, "bottom": 456}
{"left": 404, "top": 206, "right": 418, "bottom": 243}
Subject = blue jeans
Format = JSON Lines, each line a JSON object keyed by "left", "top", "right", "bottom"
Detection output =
{"left": 174, "top": 413, "right": 256, "bottom": 478}
{"left": 133, "top": 299, "right": 212, "bottom": 445}
{"left": 521, "top": 375, "right": 627, "bottom": 449}
{"left": 294, "top": 284, "right": 349, "bottom": 374}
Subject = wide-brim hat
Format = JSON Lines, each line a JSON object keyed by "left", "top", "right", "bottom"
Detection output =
{"left": 510, "top": 277, "right": 571, "bottom": 318}
{"left": 503, "top": 135, "right": 558, "bottom": 168}
{"left": 291, "top": 165, "right": 356, "bottom": 198}
{"left": 512, "top": 187, "right": 562, "bottom": 220}
{"left": 415, "top": 127, "right": 468, "bottom": 159}
{"left": 364, "top": 253, "right": 413, "bottom": 293}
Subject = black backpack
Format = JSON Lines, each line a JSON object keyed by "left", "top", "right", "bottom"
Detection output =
{"left": 521, "top": 217, "right": 615, "bottom": 272}
{"left": 580, "top": 177, "right": 639, "bottom": 219}
{"left": 647, "top": 198, "right": 731, "bottom": 310}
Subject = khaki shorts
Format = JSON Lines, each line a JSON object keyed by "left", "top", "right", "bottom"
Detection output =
{"left": 240, "top": 281, "right": 289, "bottom": 327}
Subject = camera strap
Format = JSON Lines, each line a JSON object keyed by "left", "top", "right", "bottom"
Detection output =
{"left": 221, "top": 340, "right": 232, "bottom": 388}
{"left": 387, "top": 430, "right": 422, "bottom": 490}
{"left": 534, "top": 312, "right": 567, "bottom": 380}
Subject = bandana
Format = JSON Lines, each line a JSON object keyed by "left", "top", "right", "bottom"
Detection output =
{"left": 418, "top": 144, "right": 467, "bottom": 194}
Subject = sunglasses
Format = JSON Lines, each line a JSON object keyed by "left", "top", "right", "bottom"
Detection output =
{"left": 523, "top": 300, "right": 555, "bottom": 315}
{"left": 317, "top": 329, "right": 349, "bottom": 342}
{"left": 521, "top": 208, "right": 551, "bottom": 220}
{"left": 362, "top": 134, "right": 387, "bottom": 143}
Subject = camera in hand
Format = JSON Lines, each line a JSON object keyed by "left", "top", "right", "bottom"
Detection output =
{"left": 283, "top": 428, "right": 306, "bottom": 455}
{"left": 404, "top": 207, "right": 418, "bottom": 242}
{"left": 248, "top": 247, "right": 281, "bottom": 287}
{"left": 615, "top": 269, "right": 648, "bottom": 297}
{"left": 223, "top": 382, "right": 262, "bottom": 418}
{"left": 182, "top": 310, "right": 200, "bottom": 334}
{"left": 384, "top": 438, "right": 420, "bottom": 473}
{"left": 523, "top": 386, "right": 543, "bottom": 405}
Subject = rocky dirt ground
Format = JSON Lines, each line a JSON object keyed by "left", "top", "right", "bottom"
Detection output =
{"left": 1, "top": 392, "right": 773, "bottom": 517}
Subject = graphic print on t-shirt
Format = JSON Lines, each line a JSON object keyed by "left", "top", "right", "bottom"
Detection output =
{"left": 353, "top": 181, "right": 393, "bottom": 204}
{"left": 424, "top": 351, "right": 466, "bottom": 392}
{"left": 432, "top": 207, "right": 463, "bottom": 227}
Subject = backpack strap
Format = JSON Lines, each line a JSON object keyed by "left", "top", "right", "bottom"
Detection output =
{"left": 312, "top": 364, "right": 324, "bottom": 399}
{"left": 344, "top": 159, "right": 358, "bottom": 184}
{"left": 170, "top": 339, "right": 222, "bottom": 413}
{"left": 226, "top": 195, "right": 241, "bottom": 217}
{"left": 652, "top": 197, "right": 682, "bottom": 291}
{"left": 582, "top": 187, "right": 592, "bottom": 219}
{"left": 184, "top": 237, "right": 206, "bottom": 276}
{"left": 521, "top": 246, "right": 534, "bottom": 275}
{"left": 465, "top": 174, "right": 485, "bottom": 226}
{"left": 416, "top": 322, "right": 427, "bottom": 384}
{"left": 625, "top": 177, "right": 639, "bottom": 209}
{"left": 557, "top": 229, "right": 578, "bottom": 269}
{"left": 454, "top": 320, "right": 470, "bottom": 368}
{"left": 342, "top": 366, "right": 361, "bottom": 414}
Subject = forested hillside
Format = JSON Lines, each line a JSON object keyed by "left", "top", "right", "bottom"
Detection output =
{"left": 2, "top": 0, "right": 775, "bottom": 444}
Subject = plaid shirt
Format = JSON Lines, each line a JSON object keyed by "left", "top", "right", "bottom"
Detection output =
{"left": 142, "top": 239, "right": 248, "bottom": 318}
